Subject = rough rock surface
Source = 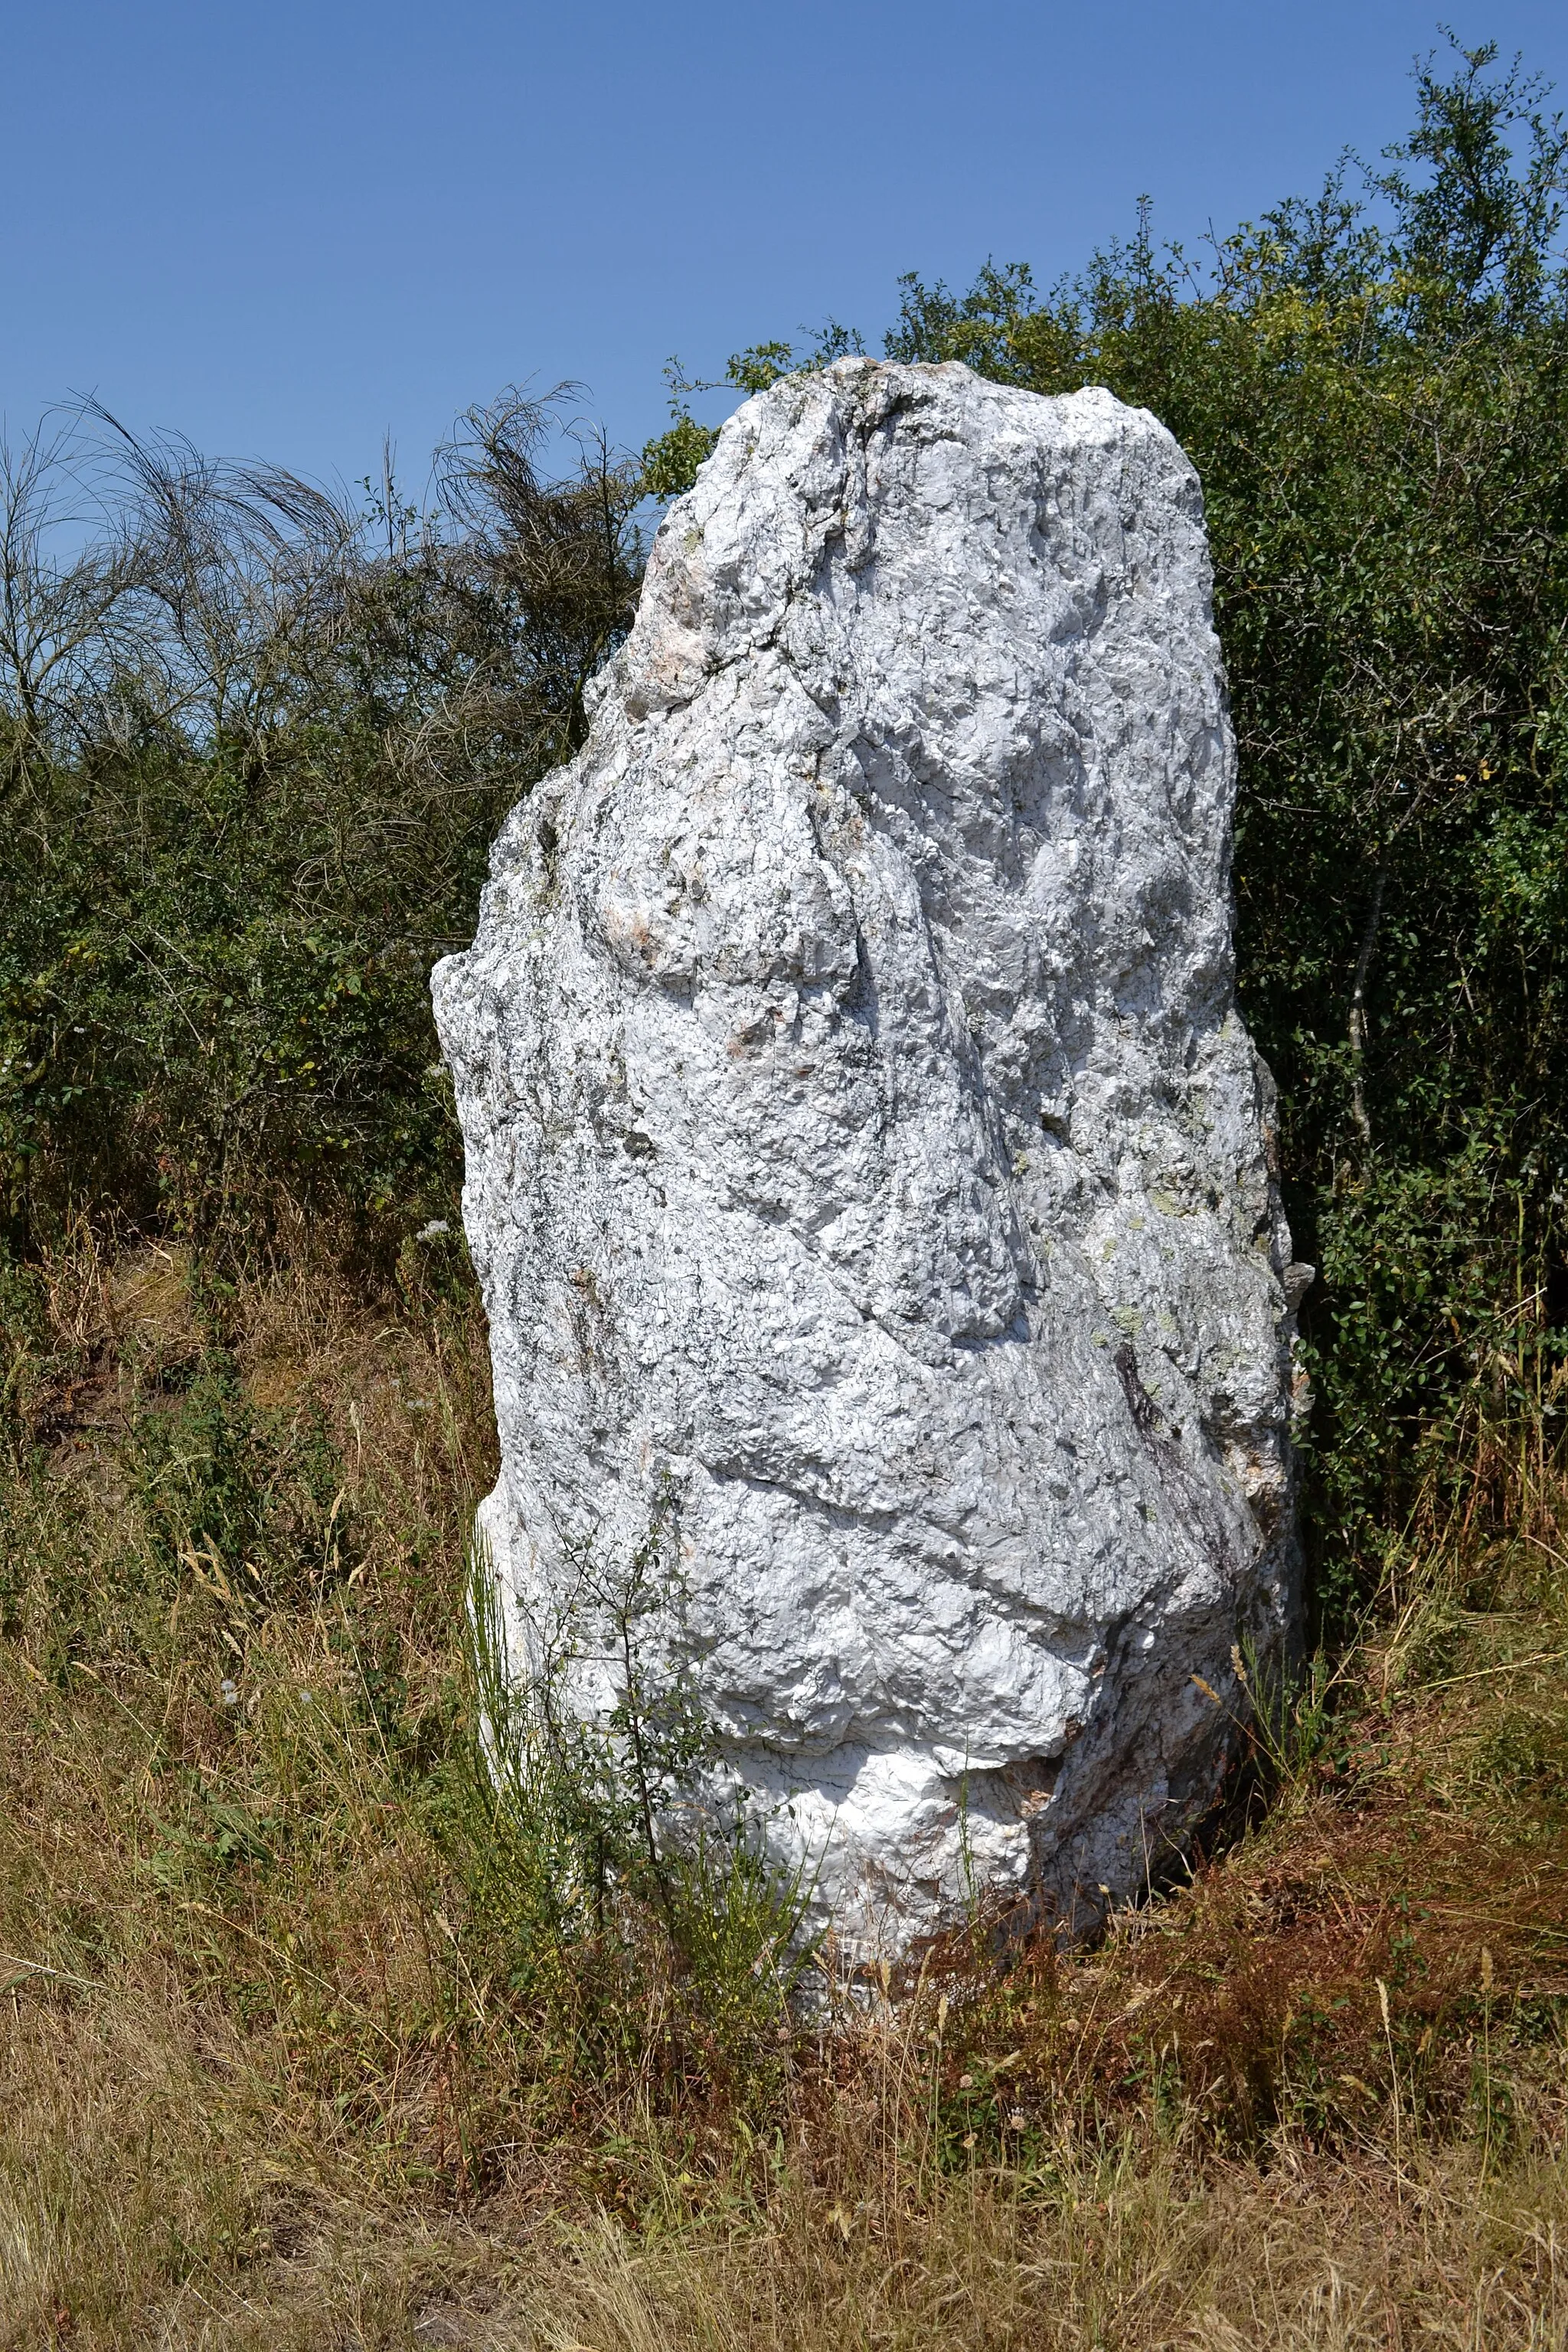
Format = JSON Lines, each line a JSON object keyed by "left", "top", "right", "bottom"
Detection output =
{"left": 433, "top": 358, "right": 1304, "bottom": 1953}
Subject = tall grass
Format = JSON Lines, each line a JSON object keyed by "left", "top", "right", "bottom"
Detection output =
{"left": 3, "top": 1223, "right": 1568, "bottom": 2346}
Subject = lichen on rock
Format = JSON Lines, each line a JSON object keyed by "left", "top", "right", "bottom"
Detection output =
{"left": 433, "top": 357, "right": 1305, "bottom": 1955}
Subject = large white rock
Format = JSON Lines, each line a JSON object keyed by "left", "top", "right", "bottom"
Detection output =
{"left": 433, "top": 358, "right": 1303, "bottom": 1954}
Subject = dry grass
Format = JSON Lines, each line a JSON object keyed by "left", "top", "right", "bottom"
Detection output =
{"left": 3, "top": 1224, "right": 1568, "bottom": 2347}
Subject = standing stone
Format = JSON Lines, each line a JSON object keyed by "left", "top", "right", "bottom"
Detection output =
{"left": 433, "top": 358, "right": 1304, "bottom": 1955}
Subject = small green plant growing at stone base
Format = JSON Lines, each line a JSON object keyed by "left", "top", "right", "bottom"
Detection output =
{"left": 448, "top": 1490, "right": 815, "bottom": 2104}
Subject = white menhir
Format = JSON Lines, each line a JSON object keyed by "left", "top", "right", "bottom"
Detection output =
{"left": 434, "top": 358, "right": 1305, "bottom": 1954}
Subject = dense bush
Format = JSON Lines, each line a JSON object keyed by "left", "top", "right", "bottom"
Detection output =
{"left": 648, "top": 38, "right": 1568, "bottom": 1599}
{"left": 0, "top": 391, "right": 642, "bottom": 1244}
{"left": 5, "top": 38, "right": 1568, "bottom": 1604}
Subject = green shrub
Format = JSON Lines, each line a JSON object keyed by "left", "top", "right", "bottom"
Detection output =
{"left": 7, "top": 38, "right": 1568, "bottom": 1617}
{"left": 443, "top": 1504, "right": 813, "bottom": 2105}
{"left": 655, "top": 39, "right": 1568, "bottom": 1608}
{"left": 0, "top": 392, "right": 643, "bottom": 1246}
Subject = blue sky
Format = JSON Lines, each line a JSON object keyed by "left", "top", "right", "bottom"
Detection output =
{"left": 5, "top": 1, "right": 1567, "bottom": 498}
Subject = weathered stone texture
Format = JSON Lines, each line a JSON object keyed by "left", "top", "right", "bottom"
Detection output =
{"left": 433, "top": 357, "right": 1303, "bottom": 1951}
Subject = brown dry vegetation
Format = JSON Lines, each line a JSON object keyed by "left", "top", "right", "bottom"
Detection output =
{"left": 3, "top": 1230, "right": 1568, "bottom": 2349}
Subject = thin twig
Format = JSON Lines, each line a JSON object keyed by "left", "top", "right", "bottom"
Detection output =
{"left": 1422, "top": 1648, "right": 1568, "bottom": 1692}
{"left": 0, "top": 1952, "right": 96, "bottom": 1991}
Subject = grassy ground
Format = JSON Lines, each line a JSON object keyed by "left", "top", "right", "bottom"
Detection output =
{"left": 3, "top": 1228, "right": 1567, "bottom": 2348}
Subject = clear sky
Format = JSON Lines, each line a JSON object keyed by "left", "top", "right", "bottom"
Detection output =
{"left": 5, "top": 1, "right": 1567, "bottom": 498}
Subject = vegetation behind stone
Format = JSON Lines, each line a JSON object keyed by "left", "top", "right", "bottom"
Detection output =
{"left": 5, "top": 33, "right": 1568, "bottom": 2347}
